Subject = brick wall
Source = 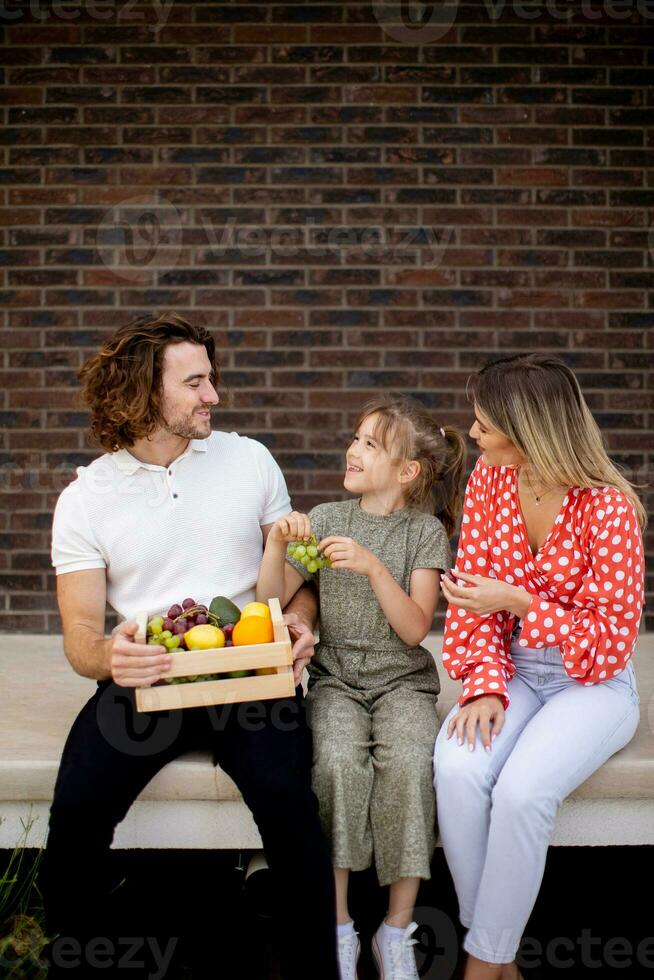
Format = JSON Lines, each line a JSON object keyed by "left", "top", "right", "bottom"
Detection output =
{"left": 1, "top": 3, "right": 653, "bottom": 632}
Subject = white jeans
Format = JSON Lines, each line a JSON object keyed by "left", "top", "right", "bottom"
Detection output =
{"left": 433, "top": 627, "right": 640, "bottom": 965}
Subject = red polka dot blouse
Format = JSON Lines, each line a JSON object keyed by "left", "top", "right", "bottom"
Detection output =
{"left": 443, "top": 456, "right": 645, "bottom": 709}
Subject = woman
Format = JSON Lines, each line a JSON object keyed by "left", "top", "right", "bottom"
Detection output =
{"left": 433, "top": 353, "right": 645, "bottom": 980}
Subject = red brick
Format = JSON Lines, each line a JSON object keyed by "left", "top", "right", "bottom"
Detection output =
{"left": 0, "top": 24, "right": 650, "bottom": 629}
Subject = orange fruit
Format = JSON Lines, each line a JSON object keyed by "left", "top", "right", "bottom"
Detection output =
{"left": 232, "top": 615, "right": 274, "bottom": 646}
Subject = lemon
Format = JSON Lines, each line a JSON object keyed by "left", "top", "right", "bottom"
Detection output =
{"left": 241, "top": 601, "right": 271, "bottom": 621}
{"left": 185, "top": 624, "right": 225, "bottom": 650}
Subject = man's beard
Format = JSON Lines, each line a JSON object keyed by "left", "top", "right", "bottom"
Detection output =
{"left": 162, "top": 409, "right": 211, "bottom": 440}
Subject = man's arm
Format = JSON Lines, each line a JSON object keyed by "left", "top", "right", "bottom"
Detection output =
{"left": 57, "top": 569, "right": 171, "bottom": 687}
{"left": 283, "top": 581, "right": 319, "bottom": 631}
{"left": 57, "top": 569, "right": 112, "bottom": 679}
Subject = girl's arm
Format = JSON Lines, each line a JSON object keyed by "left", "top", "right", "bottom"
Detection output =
{"left": 369, "top": 564, "right": 440, "bottom": 647}
{"left": 257, "top": 512, "right": 310, "bottom": 607}
{"left": 318, "top": 534, "right": 440, "bottom": 647}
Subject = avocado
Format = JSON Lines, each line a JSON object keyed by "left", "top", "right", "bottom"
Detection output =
{"left": 209, "top": 595, "right": 242, "bottom": 626}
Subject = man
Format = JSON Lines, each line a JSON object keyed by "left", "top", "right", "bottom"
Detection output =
{"left": 42, "top": 312, "right": 337, "bottom": 979}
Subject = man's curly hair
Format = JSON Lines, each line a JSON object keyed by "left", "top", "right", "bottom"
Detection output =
{"left": 78, "top": 312, "right": 220, "bottom": 453}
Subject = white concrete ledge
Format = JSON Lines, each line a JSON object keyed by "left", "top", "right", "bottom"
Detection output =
{"left": 3, "top": 798, "right": 654, "bottom": 851}
{"left": 1, "top": 634, "right": 652, "bottom": 850}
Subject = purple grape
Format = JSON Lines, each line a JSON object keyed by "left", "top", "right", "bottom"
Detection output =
{"left": 196, "top": 614, "right": 208, "bottom": 625}
{"left": 182, "top": 597, "right": 196, "bottom": 610}
{"left": 173, "top": 619, "right": 188, "bottom": 635}
{"left": 168, "top": 604, "right": 183, "bottom": 619}
{"left": 225, "top": 640, "right": 234, "bottom": 647}
{"left": 163, "top": 617, "right": 175, "bottom": 632}
{"left": 222, "top": 623, "right": 234, "bottom": 639}
{"left": 196, "top": 605, "right": 208, "bottom": 615}
{"left": 179, "top": 634, "right": 187, "bottom": 649}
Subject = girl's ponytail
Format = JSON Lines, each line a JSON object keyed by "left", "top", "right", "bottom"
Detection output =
{"left": 434, "top": 425, "right": 466, "bottom": 536}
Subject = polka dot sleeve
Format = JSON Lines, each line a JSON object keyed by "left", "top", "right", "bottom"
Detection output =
{"left": 442, "top": 458, "right": 516, "bottom": 709}
{"left": 520, "top": 493, "right": 644, "bottom": 684}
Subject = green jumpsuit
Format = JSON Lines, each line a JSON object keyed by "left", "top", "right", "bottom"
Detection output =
{"left": 287, "top": 499, "right": 451, "bottom": 885}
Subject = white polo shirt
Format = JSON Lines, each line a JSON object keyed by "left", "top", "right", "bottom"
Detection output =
{"left": 51, "top": 431, "right": 291, "bottom": 623}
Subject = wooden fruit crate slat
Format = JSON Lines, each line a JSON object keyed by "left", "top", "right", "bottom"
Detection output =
{"left": 136, "top": 672, "right": 295, "bottom": 713}
{"left": 159, "top": 641, "right": 291, "bottom": 678}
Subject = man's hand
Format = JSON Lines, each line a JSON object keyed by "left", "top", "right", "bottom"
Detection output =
{"left": 109, "top": 621, "right": 172, "bottom": 688}
{"left": 318, "top": 535, "right": 379, "bottom": 577}
{"left": 283, "top": 612, "right": 316, "bottom": 685}
{"left": 441, "top": 570, "right": 531, "bottom": 618}
{"left": 446, "top": 694, "right": 505, "bottom": 752}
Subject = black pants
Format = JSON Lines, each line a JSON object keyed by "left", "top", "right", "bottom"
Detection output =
{"left": 40, "top": 680, "right": 338, "bottom": 980}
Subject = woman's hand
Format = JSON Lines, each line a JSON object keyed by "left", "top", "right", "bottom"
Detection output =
{"left": 318, "top": 536, "right": 379, "bottom": 577}
{"left": 268, "top": 511, "right": 312, "bottom": 545}
{"left": 441, "top": 570, "right": 531, "bottom": 618}
{"left": 446, "top": 694, "right": 505, "bottom": 752}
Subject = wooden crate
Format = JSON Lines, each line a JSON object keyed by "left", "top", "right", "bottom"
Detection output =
{"left": 134, "top": 597, "right": 294, "bottom": 712}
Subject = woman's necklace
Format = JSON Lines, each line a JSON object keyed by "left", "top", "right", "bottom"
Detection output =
{"left": 523, "top": 468, "right": 558, "bottom": 506}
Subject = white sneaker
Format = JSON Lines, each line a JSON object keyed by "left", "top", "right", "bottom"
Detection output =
{"left": 372, "top": 921, "right": 420, "bottom": 980}
{"left": 337, "top": 925, "right": 361, "bottom": 980}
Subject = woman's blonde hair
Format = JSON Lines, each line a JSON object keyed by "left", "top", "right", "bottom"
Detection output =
{"left": 352, "top": 395, "right": 466, "bottom": 536}
{"left": 467, "top": 353, "right": 647, "bottom": 529}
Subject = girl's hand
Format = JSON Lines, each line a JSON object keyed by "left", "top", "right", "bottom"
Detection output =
{"left": 446, "top": 694, "right": 505, "bottom": 752}
{"left": 441, "top": 570, "right": 530, "bottom": 617}
{"left": 269, "top": 511, "right": 312, "bottom": 545}
{"left": 318, "top": 536, "right": 379, "bottom": 577}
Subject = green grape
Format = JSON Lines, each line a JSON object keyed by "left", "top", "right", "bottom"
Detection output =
{"left": 164, "top": 635, "right": 181, "bottom": 650}
{"left": 288, "top": 534, "right": 332, "bottom": 571}
{"left": 148, "top": 616, "right": 165, "bottom": 634}
{"left": 160, "top": 630, "right": 173, "bottom": 640}
{"left": 148, "top": 635, "right": 162, "bottom": 646}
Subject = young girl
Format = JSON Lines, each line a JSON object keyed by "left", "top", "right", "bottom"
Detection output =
{"left": 257, "top": 396, "right": 465, "bottom": 980}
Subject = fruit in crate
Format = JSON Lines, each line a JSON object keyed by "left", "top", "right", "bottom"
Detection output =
{"left": 209, "top": 596, "right": 241, "bottom": 627}
{"left": 241, "top": 601, "right": 271, "bottom": 621}
{"left": 233, "top": 617, "right": 274, "bottom": 674}
{"left": 145, "top": 595, "right": 280, "bottom": 684}
{"left": 185, "top": 624, "right": 225, "bottom": 651}
{"left": 286, "top": 534, "right": 332, "bottom": 574}
{"left": 233, "top": 615, "right": 274, "bottom": 646}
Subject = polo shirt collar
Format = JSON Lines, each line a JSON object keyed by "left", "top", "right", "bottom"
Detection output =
{"left": 113, "top": 438, "right": 208, "bottom": 475}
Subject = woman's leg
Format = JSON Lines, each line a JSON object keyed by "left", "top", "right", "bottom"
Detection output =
{"left": 433, "top": 672, "right": 542, "bottom": 929}
{"left": 464, "top": 675, "right": 640, "bottom": 966}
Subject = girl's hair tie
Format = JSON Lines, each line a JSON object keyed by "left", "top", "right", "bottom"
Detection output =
{"left": 439, "top": 426, "right": 445, "bottom": 438}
